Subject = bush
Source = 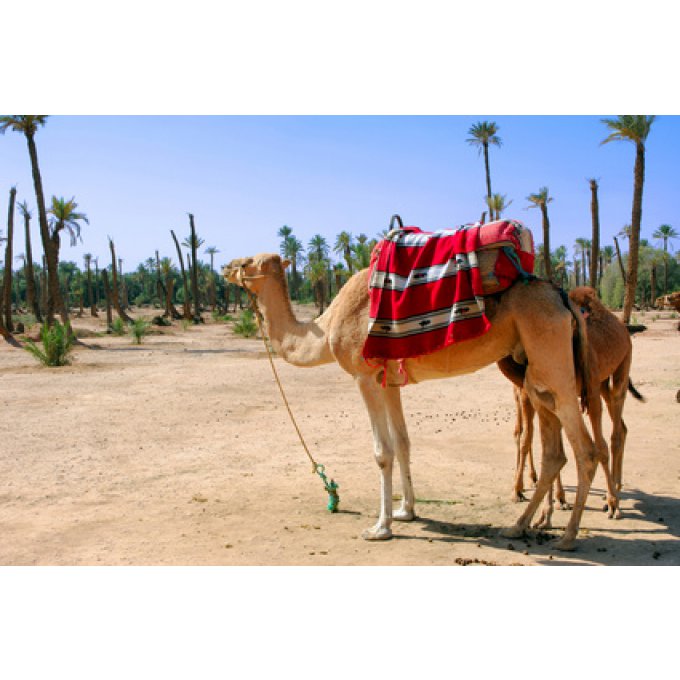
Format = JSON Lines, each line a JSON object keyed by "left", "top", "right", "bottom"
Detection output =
{"left": 232, "top": 309, "right": 258, "bottom": 338}
{"left": 24, "top": 321, "right": 74, "bottom": 367}
{"left": 111, "top": 317, "right": 126, "bottom": 335}
{"left": 130, "top": 318, "right": 150, "bottom": 344}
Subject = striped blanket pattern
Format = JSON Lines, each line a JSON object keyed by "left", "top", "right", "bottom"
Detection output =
{"left": 362, "top": 221, "right": 522, "bottom": 361}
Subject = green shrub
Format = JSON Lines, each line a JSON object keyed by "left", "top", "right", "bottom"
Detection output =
{"left": 111, "top": 317, "right": 126, "bottom": 336}
{"left": 24, "top": 321, "right": 74, "bottom": 367}
{"left": 232, "top": 309, "right": 258, "bottom": 338}
{"left": 130, "top": 318, "right": 150, "bottom": 344}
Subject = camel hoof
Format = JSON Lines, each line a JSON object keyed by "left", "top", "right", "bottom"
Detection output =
{"left": 512, "top": 492, "right": 527, "bottom": 503}
{"left": 393, "top": 508, "right": 415, "bottom": 522}
{"left": 500, "top": 525, "right": 525, "bottom": 539}
{"left": 362, "top": 525, "right": 393, "bottom": 541}
{"left": 554, "top": 536, "right": 576, "bottom": 552}
{"left": 557, "top": 501, "right": 572, "bottom": 511}
{"left": 533, "top": 517, "right": 553, "bottom": 530}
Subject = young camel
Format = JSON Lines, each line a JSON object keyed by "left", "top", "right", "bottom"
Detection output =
{"left": 500, "top": 286, "right": 644, "bottom": 521}
{"left": 226, "top": 254, "right": 601, "bottom": 551}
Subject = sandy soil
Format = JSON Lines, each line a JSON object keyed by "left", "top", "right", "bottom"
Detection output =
{"left": 1, "top": 306, "right": 679, "bottom": 566}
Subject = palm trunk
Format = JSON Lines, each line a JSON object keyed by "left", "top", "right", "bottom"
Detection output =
{"left": 101, "top": 268, "right": 114, "bottom": 331}
{"left": 22, "top": 210, "right": 42, "bottom": 322}
{"left": 650, "top": 265, "right": 657, "bottom": 306}
{"left": 483, "top": 142, "right": 492, "bottom": 206}
{"left": 540, "top": 203, "right": 552, "bottom": 281}
{"left": 589, "top": 179, "right": 600, "bottom": 290}
{"left": 86, "top": 261, "right": 97, "bottom": 317}
{"left": 663, "top": 240, "right": 669, "bottom": 295}
{"left": 3, "top": 187, "right": 17, "bottom": 331}
{"left": 613, "top": 236, "right": 627, "bottom": 284}
{"left": 622, "top": 143, "right": 645, "bottom": 324}
{"left": 171, "top": 229, "right": 191, "bottom": 320}
{"left": 188, "top": 214, "right": 200, "bottom": 322}
{"left": 108, "top": 239, "right": 133, "bottom": 322}
{"left": 25, "top": 132, "right": 68, "bottom": 326}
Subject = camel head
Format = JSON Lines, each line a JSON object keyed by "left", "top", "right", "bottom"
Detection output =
{"left": 223, "top": 253, "right": 290, "bottom": 296}
{"left": 568, "top": 286, "right": 600, "bottom": 320}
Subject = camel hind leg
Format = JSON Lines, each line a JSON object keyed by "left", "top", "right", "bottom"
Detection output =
{"left": 502, "top": 399, "right": 567, "bottom": 537}
{"left": 512, "top": 387, "right": 537, "bottom": 502}
{"left": 603, "top": 357, "right": 632, "bottom": 494}
{"left": 506, "top": 296, "right": 599, "bottom": 550}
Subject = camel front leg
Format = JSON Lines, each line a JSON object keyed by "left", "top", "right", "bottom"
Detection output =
{"left": 357, "top": 376, "right": 396, "bottom": 540}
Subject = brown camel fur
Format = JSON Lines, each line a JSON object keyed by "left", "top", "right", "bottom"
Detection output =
{"left": 500, "top": 286, "right": 644, "bottom": 523}
{"left": 226, "top": 254, "right": 601, "bottom": 551}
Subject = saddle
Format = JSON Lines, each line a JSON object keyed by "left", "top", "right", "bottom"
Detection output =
{"left": 363, "top": 219, "right": 535, "bottom": 361}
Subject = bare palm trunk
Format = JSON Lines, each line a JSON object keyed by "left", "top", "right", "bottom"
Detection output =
{"left": 650, "top": 265, "right": 657, "bottom": 306}
{"left": 613, "top": 236, "right": 627, "bottom": 284}
{"left": 589, "top": 179, "right": 600, "bottom": 290}
{"left": 101, "top": 268, "right": 114, "bottom": 331}
{"left": 22, "top": 210, "right": 41, "bottom": 322}
{"left": 86, "top": 261, "right": 97, "bottom": 317}
{"left": 108, "top": 239, "right": 133, "bottom": 322}
{"left": 662, "top": 240, "right": 669, "bottom": 295}
{"left": 622, "top": 143, "right": 645, "bottom": 324}
{"left": 171, "top": 229, "right": 191, "bottom": 320}
{"left": 188, "top": 214, "right": 201, "bottom": 322}
{"left": 3, "top": 187, "right": 17, "bottom": 331}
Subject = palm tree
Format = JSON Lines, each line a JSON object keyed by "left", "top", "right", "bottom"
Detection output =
{"left": 185, "top": 214, "right": 203, "bottom": 322}
{"left": 588, "top": 179, "right": 601, "bottom": 289}
{"left": 553, "top": 245, "right": 570, "bottom": 288}
{"left": 170, "top": 229, "right": 191, "bottom": 320}
{"left": 205, "top": 245, "right": 220, "bottom": 311}
{"left": 3, "top": 187, "right": 17, "bottom": 330}
{"left": 527, "top": 187, "right": 554, "bottom": 281}
{"left": 107, "top": 238, "right": 133, "bottom": 322}
{"left": 0, "top": 116, "right": 71, "bottom": 326}
{"left": 466, "top": 121, "right": 502, "bottom": 209}
{"left": 83, "top": 254, "right": 97, "bottom": 317}
{"left": 652, "top": 224, "right": 678, "bottom": 295}
{"left": 486, "top": 193, "right": 512, "bottom": 221}
{"left": 308, "top": 234, "right": 330, "bottom": 264}
{"left": 17, "top": 201, "right": 41, "bottom": 322}
{"left": 47, "top": 196, "right": 88, "bottom": 324}
{"left": 282, "top": 235, "right": 304, "bottom": 299}
{"left": 333, "top": 231, "right": 354, "bottom": 275}
{"left": 601, "top": 115, "right": 656, "bottom": 323}
{"left": 307, "top": 259, "right": 328, "bottom": 314}
{"left": 574, "top": 238, "right": 590, "bottom": 286}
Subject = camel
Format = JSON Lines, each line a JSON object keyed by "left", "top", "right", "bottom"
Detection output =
{"left": 225, "top": 253, "right": 602, "bottom": 551}
{"left": 500, "top": 286, "right": 644, "bottom": 523}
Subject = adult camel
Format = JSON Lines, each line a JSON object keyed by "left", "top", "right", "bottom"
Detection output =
{"left": 226, "top": 253, "right": 600, "bottom": 551}
{"left": 500, "top": 286, "right": 644, "bottom": 522}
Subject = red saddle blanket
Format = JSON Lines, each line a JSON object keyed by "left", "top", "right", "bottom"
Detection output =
{"left": 362, "top": 219, "right": 534, "bottom": 361}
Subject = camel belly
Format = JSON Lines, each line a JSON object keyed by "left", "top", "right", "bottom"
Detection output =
{"left": 400, "top": 313, "right": 519, "bottom": 384}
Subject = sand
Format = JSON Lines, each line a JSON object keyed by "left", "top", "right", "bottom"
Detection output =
{"left": 1, "top": 306, "right": 678, "bottom": 566}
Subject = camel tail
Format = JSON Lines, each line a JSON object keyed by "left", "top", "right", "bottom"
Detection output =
{"left": 556, "top": 285, "right": 592, "bottom": 413}
{"left": 628, "top": 379, "right": 646, "bottom": 403}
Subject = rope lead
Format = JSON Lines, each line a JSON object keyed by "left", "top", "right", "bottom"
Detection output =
{"left": 242, "top": 282, "right": 341, "bottom": 513}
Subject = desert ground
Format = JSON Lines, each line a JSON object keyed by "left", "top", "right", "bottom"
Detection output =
{"left": 1, "top": 305, "right": 678, "bottom": 566}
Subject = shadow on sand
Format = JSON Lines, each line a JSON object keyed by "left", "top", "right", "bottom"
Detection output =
{"left": 393, "top": 486, "right": 680, "bottom": 565}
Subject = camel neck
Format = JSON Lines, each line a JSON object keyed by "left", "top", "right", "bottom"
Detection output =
{"left": 255, "top": 275, "right": 333, "bottom": 367}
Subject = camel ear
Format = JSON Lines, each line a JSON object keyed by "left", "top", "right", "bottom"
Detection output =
{"left": 282, "top": 259, "right": 291, "bottom": 270}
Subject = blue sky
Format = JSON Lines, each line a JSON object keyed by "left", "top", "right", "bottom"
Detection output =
{"left": 1, "top": 115, "right": 678, "bottom": 272}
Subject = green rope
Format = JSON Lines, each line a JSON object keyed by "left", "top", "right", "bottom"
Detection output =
{"left": 315, "top": 464, "right": 340, "bottom": 513}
